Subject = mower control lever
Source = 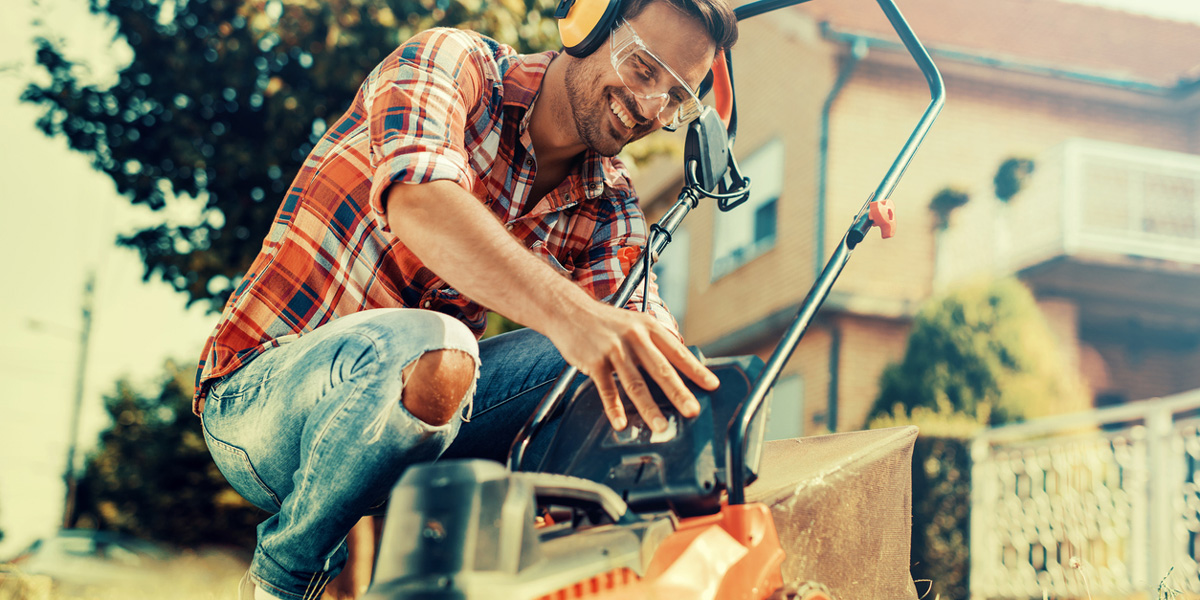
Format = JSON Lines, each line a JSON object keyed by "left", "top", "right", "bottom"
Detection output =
{"left": 869, "top": 198, "right": 896, "bottom": 239}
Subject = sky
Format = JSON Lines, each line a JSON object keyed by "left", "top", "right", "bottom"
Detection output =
{"left": 0, "top": 1, "right": 218, "bottom": 556}
{"left": 0, "top": 0, "right": 1198, "bottom": 558}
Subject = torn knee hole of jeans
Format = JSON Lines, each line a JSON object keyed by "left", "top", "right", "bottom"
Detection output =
{"left": 393, "top": 349, "right": 480, "bottom": 426}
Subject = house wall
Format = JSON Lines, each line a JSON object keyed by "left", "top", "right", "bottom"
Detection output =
{"left": 834, "top": 314, "right": 910, "bottom": 430}
{"left": 823, "top": 62, "right": 1194, "bottom": 309}
{"left": 676, "top": 13, "right": 836, "bottom": 346}
{"left": 1191, "top": 107, "right": 1200, "bottom": 154}
{"left": 638, "top": 9, "right": 1200, "bottom": 430}
{"left": 740, "top": 322, "right": 833, "bottom": 436}
{"left": 1084, "top": 337, "right": 1200, "bottom": 404}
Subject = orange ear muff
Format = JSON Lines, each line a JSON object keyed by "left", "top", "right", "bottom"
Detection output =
{"left": 697, "top": 52, "right": 731, "bottom": 124}
{"left": 711, "top": 52, "right": 732, "bottom": 125}
{"left": 556, "top": 0, "right": 622, "bottom": 57}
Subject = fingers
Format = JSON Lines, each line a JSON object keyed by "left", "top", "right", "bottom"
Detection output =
{"left": 568, "top": 309, "right": 721, "bottom": 434}
{"left": 609, "top": 346, "right": 669, "bottom": 433}
{"left": 629, "top": 337, "right": 701, "bottom": 420}
{"left": 649, "top": 326, "right": 720, "bottom": 391}
{"left": 591, "top": 363, "right": 627, "bottom": 431}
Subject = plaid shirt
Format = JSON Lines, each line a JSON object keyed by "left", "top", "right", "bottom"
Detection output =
{"left": 193, "top": 28, "right": 676, "bottom": 414}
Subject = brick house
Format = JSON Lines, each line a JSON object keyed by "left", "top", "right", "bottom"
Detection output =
{"left": 632, "top": 0, "right": 1200, "bottom": 438}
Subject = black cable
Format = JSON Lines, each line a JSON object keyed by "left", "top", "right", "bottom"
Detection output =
{"left": 641, "top": 234, "right": 651, "bottom": 313}
{"left": 639, "top": 224, "right": 674, "bottom": 313}
{"left": 685, "top": 161, "right": 753, "bottom": 205}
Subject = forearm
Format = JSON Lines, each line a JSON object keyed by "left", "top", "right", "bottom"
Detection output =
{"left": 385, "top": 180, "right": 596, "bottom": 339}
{"left": 385, "top": 180, "right": 717, "bottom": 435}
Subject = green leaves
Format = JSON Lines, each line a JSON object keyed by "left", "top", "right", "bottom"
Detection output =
{"left": 73, "top": 361, "right": 263, "bottom": 549}
{"left": 870, "top": 278, "right": 1087, "bottom": 427}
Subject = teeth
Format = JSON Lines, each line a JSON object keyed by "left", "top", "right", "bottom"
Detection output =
{"left": 610, "top": 101, "right": 635, "bottom": 129}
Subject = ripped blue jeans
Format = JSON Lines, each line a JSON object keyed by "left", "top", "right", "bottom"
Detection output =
{"left": 200, "top": 308, "right": 574, "bottom": 599}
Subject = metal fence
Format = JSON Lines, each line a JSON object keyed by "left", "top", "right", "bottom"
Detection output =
{"left": 970, "top": 389, "right": 1200, "bottom": 599}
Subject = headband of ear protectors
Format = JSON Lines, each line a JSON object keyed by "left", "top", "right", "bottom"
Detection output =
{"left": 555, "top": 0, "right": 723, "bottom": 104}
{"left": 556, "top": 0, "right": 624, "bottom": 57}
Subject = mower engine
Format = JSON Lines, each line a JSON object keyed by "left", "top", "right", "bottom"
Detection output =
{"left": 363, "top": 355, "right": 787, "bottom": 600}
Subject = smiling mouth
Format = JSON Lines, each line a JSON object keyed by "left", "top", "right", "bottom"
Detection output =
{"left": 609, "top": 93, "right": 641, "bottom": 130}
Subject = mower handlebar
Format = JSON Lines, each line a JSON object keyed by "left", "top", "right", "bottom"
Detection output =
{"left": 517, "top": 471, "right": 635, "bottom": 525}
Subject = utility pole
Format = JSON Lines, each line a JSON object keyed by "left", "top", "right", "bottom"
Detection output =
{"left": 61, "top": 272, "right": 95, "bottom": 529}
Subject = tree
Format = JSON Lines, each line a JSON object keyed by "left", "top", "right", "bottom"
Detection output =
{"left": 23, "top": 0, "right": 560, "bottom": 312}
{"left": 869, "top": 277, "right": 1087, "bottom": 426}
{"left": 72, "top": 360, "right": 265, "bottom": 549}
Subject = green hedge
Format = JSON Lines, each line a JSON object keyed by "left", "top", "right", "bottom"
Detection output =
{"left": 911, "top": 434, "right": 972, "bottom": 599}
{"left": 873, "top": 407, "right": 980, "bottom": 600}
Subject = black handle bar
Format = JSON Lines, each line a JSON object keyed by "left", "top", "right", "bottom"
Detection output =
{"left": 725, "top": 0, "right": 945, "bottom": 504}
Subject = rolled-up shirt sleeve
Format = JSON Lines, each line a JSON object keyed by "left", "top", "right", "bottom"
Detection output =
{"left": 573, "top": 195, "right": 681, "bottom": 338}
{"left": 366, "top": 28, "right": 487, "bottom": 232}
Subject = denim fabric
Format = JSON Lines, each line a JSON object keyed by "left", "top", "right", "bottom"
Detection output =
{"left": 201, "top": 308, "right": 578, "bottom": 599}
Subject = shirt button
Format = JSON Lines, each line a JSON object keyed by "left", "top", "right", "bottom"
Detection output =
{"left": 506, "top": 223, "right": 514, "bottom": 231}
{"left": 525, "top": 158, "right": 534, "bottom": 167}
{"left": 423, "top": 300, "right": 431, "bottom": 308}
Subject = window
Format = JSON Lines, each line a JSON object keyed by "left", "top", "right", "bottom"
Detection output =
{"left": 764, "top": 374, "right": 804, "bottom": 441}
{"left": 652, "top": 226, "right": 690, "bottom": 329}
{"left": 711, "top": 138, "right": 784, "bottom": 280}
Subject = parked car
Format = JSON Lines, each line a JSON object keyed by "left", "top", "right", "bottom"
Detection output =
{"left": 5, "top": 529, "right": 175, "bottom": 596}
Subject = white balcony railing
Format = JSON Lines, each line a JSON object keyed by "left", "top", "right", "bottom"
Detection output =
{"left": 936, "top": 140, "right": 1200, "bottom": 288}
{"left": 970, "top": 389, "right": 1200, "bottom": 599}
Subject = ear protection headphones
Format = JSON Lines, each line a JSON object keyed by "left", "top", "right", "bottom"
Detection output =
{"left": 555, "top": 0, "right": 624, "bottom": 58}
{"left": 554, "top": 0, "right": 722, "bottom": 108}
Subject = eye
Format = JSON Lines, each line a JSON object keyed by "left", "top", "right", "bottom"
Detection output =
{"left": 633, "top": 55, "right": 657, "bottom": 81}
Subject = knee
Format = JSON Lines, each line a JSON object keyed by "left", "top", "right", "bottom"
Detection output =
{"left": 401, "top": 349, "right": 476, "bottom": 426}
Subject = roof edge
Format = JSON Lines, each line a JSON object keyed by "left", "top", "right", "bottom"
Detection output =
{"left": 821, "top": 22, "right": 1198, "bottom": 98}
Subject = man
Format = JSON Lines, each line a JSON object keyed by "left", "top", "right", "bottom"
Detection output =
{"left": 194, "top": 1, "right": 738, "bottom": 598}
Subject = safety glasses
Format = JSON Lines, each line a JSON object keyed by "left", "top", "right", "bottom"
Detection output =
{"left": 609, "top": 20, "right": 704, "bottom": 130}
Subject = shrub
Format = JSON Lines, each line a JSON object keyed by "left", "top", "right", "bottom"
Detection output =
{"left": 870, "top": 278, "right": 1086, "bottom": 427}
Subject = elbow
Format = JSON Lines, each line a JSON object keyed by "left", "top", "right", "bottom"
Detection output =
{"left": 384, "top": 181, "right": 447, "bottom": 240}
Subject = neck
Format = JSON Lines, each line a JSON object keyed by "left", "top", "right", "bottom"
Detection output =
{"left": 529, "top": 54, "right": 587, "bottom": 171}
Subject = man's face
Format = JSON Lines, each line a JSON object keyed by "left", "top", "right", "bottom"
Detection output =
{"left": 564, "top": 2, "right": 716, "bottom": 157}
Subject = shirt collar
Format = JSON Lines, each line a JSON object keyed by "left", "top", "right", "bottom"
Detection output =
{"left": 503, "top": 51, "right": 613, "bottom": 202}
{"left": 502, "top": 51, "right": 553, "bottom": 122}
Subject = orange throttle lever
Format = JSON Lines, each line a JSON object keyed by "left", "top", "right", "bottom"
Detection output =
{"left": 868, "top": 198, "right": 897, "bottom": 239}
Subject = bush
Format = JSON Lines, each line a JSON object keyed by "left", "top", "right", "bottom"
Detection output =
{"left": 73, "top": 361, "right": 265, "bottom": 549}
{"left": 929, "top": 187, "right": 969, "bottom": 230}
{"left": 870, "top": 278, "right": 1086, "bottom": 427}
{"left": 870, "top": 278, "right": 1087, "bottom": 599}
{"left": 872, "top": 406, "right": 980, "bottom": 600}
{"left": 994, "top": 158, "right": 1035, "bottom": 202}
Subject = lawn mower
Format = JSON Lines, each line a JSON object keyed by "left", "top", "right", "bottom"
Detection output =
{"left": 363, "top": 0, "right": 945, "bottom": 597}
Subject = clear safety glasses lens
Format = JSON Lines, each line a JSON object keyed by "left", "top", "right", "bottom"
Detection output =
{"left": 610, "top": 22, "right": 703, "bottom": 129}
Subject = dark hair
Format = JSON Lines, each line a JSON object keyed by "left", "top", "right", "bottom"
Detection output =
{"left": 619, "top": 0, "right": 739, "bottom": 51}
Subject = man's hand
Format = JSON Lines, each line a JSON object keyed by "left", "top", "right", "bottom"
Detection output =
{"left": 550, "top": 302, "right": 719, "bottom": 432}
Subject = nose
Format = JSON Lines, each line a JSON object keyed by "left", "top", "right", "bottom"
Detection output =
{"left": 630, "top": 94, "right": 667, "bottom": 124}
